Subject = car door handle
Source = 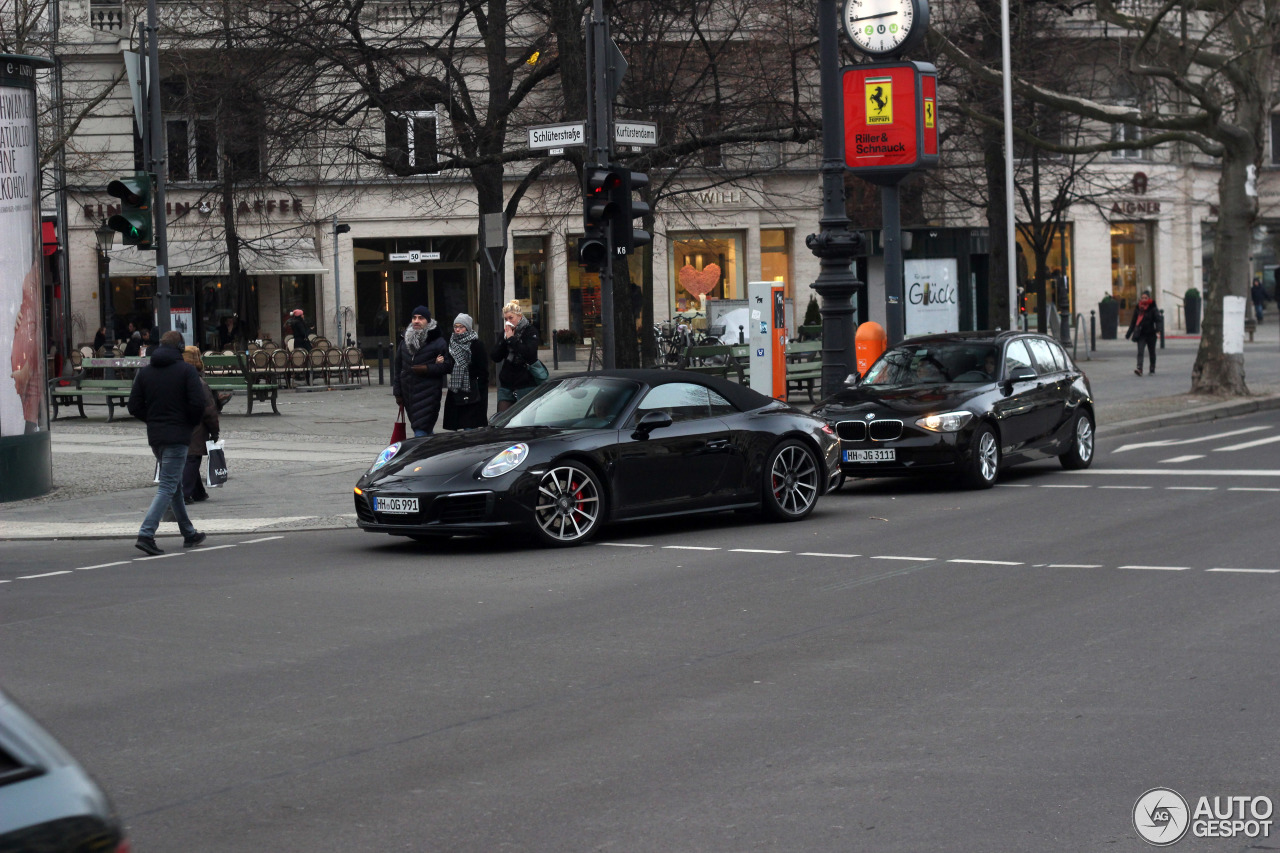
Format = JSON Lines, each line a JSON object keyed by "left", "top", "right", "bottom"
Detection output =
{"left": 707, "top": 439, "right": 729, "bottom": 449}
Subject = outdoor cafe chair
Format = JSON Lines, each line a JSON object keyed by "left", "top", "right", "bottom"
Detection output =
{"left": 270, "top": 349, "right": 291, "bottom": 387}
{"left": 289, "top": 348, "right": 310, "bottom": 385}
{"left": 308, "top": 347, "right": 328, "bottom": 385}
{"left": 344, "top": 347, "right": 370, "bottom": 385}
{"left": 325, "top": 347, "right": 345, "bottom": 384}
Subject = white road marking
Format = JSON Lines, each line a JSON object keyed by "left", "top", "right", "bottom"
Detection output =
{"left": 1039, "top": 484, "right": 1090, "bottom": 488}
{"left": 1214, "top": 435, "right": 1280, "bottom": 452}
{"left": 1229, "top": 487, "right": 1280, "bottom": 492}
{"left": 948, "top": 559, "right": 1023, "bottom": 566}
{"left": 1208, "top": 568, "right": 1280, "bottom": 574}
{"left": 1112, "top": 426, "right": 1271, "bottom": 453}
{"left": 730, "top": 548, "right": 789, "bottom": 554}
{"left": 799, "top": 552, "right": 859, "bottom": 558}
{"left": 1159, "top": 455, "right": 1205, "bottom": 464}
{"left": 190, "top": 544, "right": 238, "bottom": 552}
{"left": 76, "top": 561, "right": 130, "bottom": 571}
{"left": 996, "top": 483, "right": 1031, "bottom": 487}
{"left": 602, "top": 543, "right": 651, "bottom": 548}
{"left": 1071, "top": 469, "right": 1280, "bottom": 476}
{"left": 663, "top": 545, "right": 720, "bottom": 551}
{"left": 18, "top": 571, "right": 72, "bottom": 579}
{"left": 1048, "top": 563, "right": 1103, "bottom": 568}
{"left": 872, "top": 555, "right": 934, "bottom": 562}
{"left": 135, "top": 553, "right": 183, "bottom": 561}
{"left": 1168, "top": 486, "right": 1216, "bottom": 491}
{"left": 1099, "top": 485, "right": 1152, "bottom": 490}
{"left": 1119, "top": 565, "right": 1189, "bottom": 571}
{"left": 240, "top": 536, "right": 285, "bottom": 544}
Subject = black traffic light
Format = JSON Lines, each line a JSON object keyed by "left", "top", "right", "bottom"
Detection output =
{"left": 580, "top": 166, "right": 620, "bottom": 272}
{"left": 608, "top": 167, "right": 651, "bottom": 254}
{"left": 106, "top": 172, "right": 155, "bottom": 248}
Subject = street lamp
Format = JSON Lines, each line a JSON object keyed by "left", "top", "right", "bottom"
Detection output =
{"left": 95, "top": 223, "right": 117, "bottom": 350}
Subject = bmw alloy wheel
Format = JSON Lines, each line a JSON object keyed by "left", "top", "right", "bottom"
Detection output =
{"left": 977, "top": 429, "right": 999, "bottom": 482}
{"left": 535, "top": 464, "right": 603, "bottom": 544}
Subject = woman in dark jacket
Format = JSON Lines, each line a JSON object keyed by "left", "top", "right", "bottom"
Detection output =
{"left": 180, "top": 347, "right": 220, "bottom": 503}
{"left": 1125, "top": 290, "right": 1160, "bottom": 376}
{"left": 490, "top": 300, "right": 541, "bottom": 412}
{"left": 442, "top": 313, "right": 489, "bottom": 430}
{"left": 393, "top": 306, "right": 451, "bottom": 436}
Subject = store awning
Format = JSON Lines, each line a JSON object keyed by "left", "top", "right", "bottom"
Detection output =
{"left": 107, "top": 238, "right": 328, "bottom": 277}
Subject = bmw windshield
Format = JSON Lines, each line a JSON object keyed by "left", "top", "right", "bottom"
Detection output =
{"left": 489, "top": 377, "right": 641, "bottom": 430}
{"left": 863, "top": 342, "right": 999, "bottom": 387}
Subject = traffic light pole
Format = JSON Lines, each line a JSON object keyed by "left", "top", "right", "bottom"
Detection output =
{"left": 587, "top": 0, "right": 615, "bottom": 369}
{"left": 145, "top": 0, "right": 172, "bottom": 334}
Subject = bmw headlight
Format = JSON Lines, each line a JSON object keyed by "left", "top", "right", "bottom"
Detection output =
{"left": 482, "top": 443, "right": 529, "bottom": 478}
{"left": 915, "top": 411, "right": 974, "bottom": 433}
{"left": 368, "top": 442, "right": 402, "bottom": 474}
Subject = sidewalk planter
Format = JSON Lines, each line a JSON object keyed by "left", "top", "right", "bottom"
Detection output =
{"left": 1185, "top": 291, "right": 1201, "bottom": 334}
{"left": 1098, "top": 298, "right": 1119, "bottom": 339}
{"left": 554, "top": 330, "right": 577, "bottom": 361}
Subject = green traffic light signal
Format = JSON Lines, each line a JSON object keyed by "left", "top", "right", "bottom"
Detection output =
{"left": 106, "top": 172, "right": 155, "bottom": 249}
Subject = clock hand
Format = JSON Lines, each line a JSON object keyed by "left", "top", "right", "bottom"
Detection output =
{"left": 849, "top": 10, "right": 898, "bottom": 21}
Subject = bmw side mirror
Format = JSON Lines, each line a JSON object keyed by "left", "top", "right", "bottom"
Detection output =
{"left": 1003, "top": 365, "right": 1036, "bottom": 392}
{"left": 632, "top": 410, "right": 673, "bottom": 439}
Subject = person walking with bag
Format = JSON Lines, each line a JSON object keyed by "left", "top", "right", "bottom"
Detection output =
{"left": 1125, "top": 290, "right": 1160, "bottom": 376}
{"left": 490, "top": 300, "right": 541, "bottom": 413}
{"left": 127, "top": 330, "right": 208, "bottom": 555}
{"left": 442, "top": 313, "right": 489, "bottom": 430}
{"left": 393, "top": 306, "right": 450, "bottom": 436}
{"left": 180, "top": 347, "right": 219, "bottom": 504}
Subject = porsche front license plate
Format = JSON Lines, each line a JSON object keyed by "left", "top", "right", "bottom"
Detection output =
{"left": 374, "top": 497, "right": 418, "bottom": 514}
{"left": 844, "top": 449, "right": 896, "bottom": 462}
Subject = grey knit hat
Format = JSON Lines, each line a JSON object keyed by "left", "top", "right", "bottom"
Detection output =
{"left": 453, "top": 313, "right": 475, "bottom": 332}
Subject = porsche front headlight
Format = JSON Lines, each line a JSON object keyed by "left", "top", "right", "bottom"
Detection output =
{"left": 915, "top": 411, "right": 974, "bottom": 433}
{"left": 368, "top": 442, "right": 402, "bottom": 473}
{"left": 482, "top": 443, "right": 529, "bottom": 478}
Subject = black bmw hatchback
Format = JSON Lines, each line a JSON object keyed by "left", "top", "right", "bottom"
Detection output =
{"left": 811, "top": 332, "right": 1095, "bottom": 488}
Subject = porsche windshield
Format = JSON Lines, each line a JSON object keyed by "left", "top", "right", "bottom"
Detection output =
{"left": 863, "top": 342, "right": 1000, "bottom": 386}
{"left": 491, "top": 377, "right": 641, "bottom": 430}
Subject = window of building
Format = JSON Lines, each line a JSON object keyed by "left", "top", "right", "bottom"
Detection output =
{"left": 386, "top": 110, "right": 438, "bottom": 171}
{"left": 514, "top": 236, "right": 549, "bottom": 336}
{"left": 162, "top": 78, "right": 263, "bottom": 182}
{"left": 1110, "top": 78, "right": 1144, "bottom": 160}
{"left": 1111, "top": 221, "right": 1153, "bottom": 310}
{"left": 670, "top": 232, "right": 743, "bottom": 318}
{"left": 760, "top": 228, "right": 792, "bottom": 297}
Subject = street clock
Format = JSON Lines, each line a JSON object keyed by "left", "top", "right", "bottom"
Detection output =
{"left": 842, "top": 0, "right": 929, "bottom": 57}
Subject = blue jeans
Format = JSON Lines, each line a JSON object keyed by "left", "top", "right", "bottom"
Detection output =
{"left": 140, "top": 444, "right": 197, "bottom": 540}
{"left": 413, "top": 428, "right": 432, "bottom": 437}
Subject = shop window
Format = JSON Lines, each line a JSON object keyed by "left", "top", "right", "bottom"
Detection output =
{"left": 670, "top": 232, "right": 742, "bottom": 317}
{"left": 760, "top": 229, "right": 792, "bottom": 298}
{"left": 567, "top": 240, "right": 646, "bottom": 341}
{"left": 514, "top": 236, "right": 549, "bottom": 337}
{"left": 1111, "top": 222, "right": 1152, "bottom": 310}
{"left": 280, "top": 275, "right": 316, "bottom": 338}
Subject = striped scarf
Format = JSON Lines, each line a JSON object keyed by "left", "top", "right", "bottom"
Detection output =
{"left": 448, "top": 331, "right": 477, "bottom": 393}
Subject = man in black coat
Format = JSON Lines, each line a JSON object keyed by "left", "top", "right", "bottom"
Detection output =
{"left": 127, "top": 330, "right": 208, "bottom": 554}
{"left": 393, "top": 305, "right": 450, "bottom": 436}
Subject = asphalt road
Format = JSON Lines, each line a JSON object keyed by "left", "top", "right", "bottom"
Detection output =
{"left": 3, "top": 413, "right": 1279, "bottom": 851}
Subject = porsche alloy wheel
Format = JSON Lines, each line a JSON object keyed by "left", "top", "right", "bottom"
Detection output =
{"left": 762, "top": 440, "right": 820, "bottom": 521}
{"left": 534, "top": 463, "right": 604, "bottom": 545}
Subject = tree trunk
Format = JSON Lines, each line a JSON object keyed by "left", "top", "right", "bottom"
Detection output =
{"left": 1191, "top": 141, "right": 1252, "bottom": 395}
{"left": 983, "top": 124, "right": 1011, "bottom": 330}
{"left": 474, "top": 165, "right": 504, "bottom": 351}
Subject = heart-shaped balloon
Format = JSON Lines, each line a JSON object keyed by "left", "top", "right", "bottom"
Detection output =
{"left": 678, "top": 263, "right": 721, "bottom": 298}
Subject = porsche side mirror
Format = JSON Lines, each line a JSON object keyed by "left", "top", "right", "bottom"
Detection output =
{"left": 632, "top": 410, "right": 673, "bottom": 439}
{"left": 844, "top": 372, "right": 860, "bottom": 386}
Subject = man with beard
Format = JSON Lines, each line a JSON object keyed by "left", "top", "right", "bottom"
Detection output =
{"left": 393, "top": 306, "right": 450, "bottom": 436}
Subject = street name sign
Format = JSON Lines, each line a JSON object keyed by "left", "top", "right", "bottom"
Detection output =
{"left": 389, "top": 251, "right": 441, "bottom": 262}
{"left": 529, "top": 122, "right": 587, "bottom": 150}
{"left": 614, "top": 121, "right": 658, "bottom": 147}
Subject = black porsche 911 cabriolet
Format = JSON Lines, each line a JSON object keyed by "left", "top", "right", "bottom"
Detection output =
{"left": 355, "top": 369, "right": 841, "bottom": 546}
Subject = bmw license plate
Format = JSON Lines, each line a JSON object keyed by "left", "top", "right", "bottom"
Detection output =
{"left": 374, "top": 496, "right": 419, "bottom": 514}
{"left": 844, "top": 449, "right": 896, "bottom": 462}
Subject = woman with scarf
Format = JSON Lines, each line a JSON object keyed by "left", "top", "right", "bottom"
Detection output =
{"left": 489, "top": 300, "right": 541, "bottom": 412}
{"left": 1125, "top": 290, "right": 1161, "bottom": 376}
{"left": 442, "top": 313, "right": 489, "bottom": 430}
{"left": 393, "top": 306, "right": 450, "bottom": 436}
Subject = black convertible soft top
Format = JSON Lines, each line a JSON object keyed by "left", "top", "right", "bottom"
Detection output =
{"left": 559, "top": 368, "right": 780, "bottom": 413}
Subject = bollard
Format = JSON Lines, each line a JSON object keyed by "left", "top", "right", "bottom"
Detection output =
{"left": 552, "top": 333, "right": 559, "bottom": 371}
{"left": 1058, "top": 310, "right": 1071, "bottom": 347}
{"left": 1090, "top": 310, "right": 1097, "bottom": 352}
{"left": 1159, "top": 309, "right": 1166, "bottom": 349}
{"left": 377, "top": 342, "right": 386, "bottom": 385}
{"left": 738, "top": 325, "right": 745, "bottom": 345}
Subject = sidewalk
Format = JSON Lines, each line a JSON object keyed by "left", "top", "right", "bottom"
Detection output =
{"left": 3, "top": 324, "right": 1280, "bottom": 541}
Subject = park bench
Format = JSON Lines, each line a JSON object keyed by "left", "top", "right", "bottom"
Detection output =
{"left": 677, "top": 341, "right": 825, "bottom": 402}
{"left": 49, "top": 357, "right": 149, "bottom": 421}
{"left": 201, "top": 354, "right": 280, "bottom": 416}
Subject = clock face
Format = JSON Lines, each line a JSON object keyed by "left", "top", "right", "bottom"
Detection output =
{"left": 842, "top": 0, "right": 922, "bottom": 56}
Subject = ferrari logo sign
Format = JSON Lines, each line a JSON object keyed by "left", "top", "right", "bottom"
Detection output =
{"left": 866, "top": 77, "right": 893, "bottom": 124}
{"left": 924, "top": 98, "right": 935, "bottom": 128}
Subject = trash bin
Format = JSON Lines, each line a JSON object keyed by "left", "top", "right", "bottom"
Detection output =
{"left": 1185, "top": 291, "right": 1201, "bottom": 335}
{"left": 1098, "top": 298, "right": 1119, "bottom": 340}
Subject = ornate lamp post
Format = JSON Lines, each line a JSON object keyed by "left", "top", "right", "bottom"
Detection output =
{"left": 806, "top": 0, "right": 866, "bottom": 399}
{"left": 95, "top": 223, "right": 117, "bottom": 349}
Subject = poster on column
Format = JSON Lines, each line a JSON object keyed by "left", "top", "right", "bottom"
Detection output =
{"left": 904, "top": 258, "right": 959, "bottom": 336}
{"left": 0, "top": 61, "right": 46, "bottom": 437}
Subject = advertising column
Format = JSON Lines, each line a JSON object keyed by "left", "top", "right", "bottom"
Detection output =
{"left": 0, "top": 54, "right": 54, "bottom": 502}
